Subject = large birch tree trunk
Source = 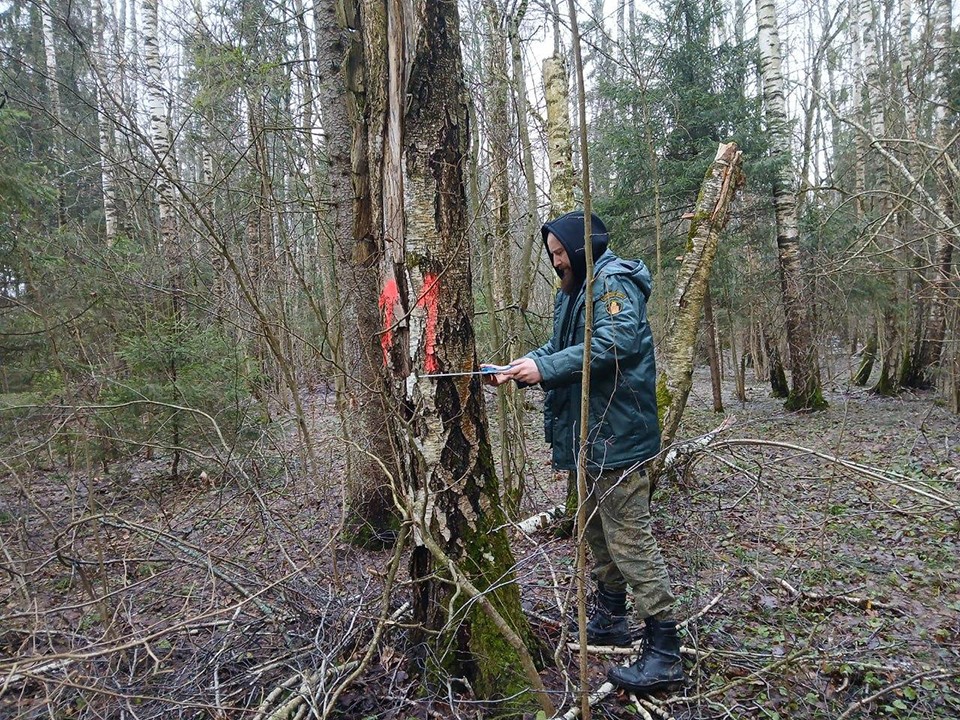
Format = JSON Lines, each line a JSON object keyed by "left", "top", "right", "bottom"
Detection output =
{"left": 366, "top": 0, "right": 546, "bottom": 707}
{"left": 755, "top": 0, "right": 827, "bottom": 410}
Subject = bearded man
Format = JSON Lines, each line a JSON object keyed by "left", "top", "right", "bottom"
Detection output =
{"left": 486, "top": 210, "right": 683, "bottom": 693}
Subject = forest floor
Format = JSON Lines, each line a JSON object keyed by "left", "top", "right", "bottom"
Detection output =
{"left": 1, "top": 360, "right": 958, "bottom": 719}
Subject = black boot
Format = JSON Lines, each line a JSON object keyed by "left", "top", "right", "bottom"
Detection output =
{"left": 567, "top": 583, "right": 632, "bottom": 646}
{"left": 607, "top": 617, "right": 684, "bottom": 693}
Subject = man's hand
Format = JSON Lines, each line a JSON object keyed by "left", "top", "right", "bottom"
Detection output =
{"left": 481, "top": 368, "right": 510, "bottom": 386}
{"left": 503, "top": 357, "right": 542, "bottom": 385}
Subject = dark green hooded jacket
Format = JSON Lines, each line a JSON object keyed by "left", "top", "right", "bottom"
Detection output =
{"left": 528, "top": 212, "right": 661, "bottom": 472}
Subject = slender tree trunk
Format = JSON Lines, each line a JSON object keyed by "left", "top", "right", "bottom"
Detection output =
{"left": 873, "top": 308, "right": 901, "bottom": 396}
{"left": 756, "top": 0, "right": 826, "bottom": 411}
{"left": 143, "top": 0, "right": 184, "bottom": 478}
{"left": 543, "top": 49, "right": 579, "bottom": 533}
{"left": 703, "top": 282, "right": 724, "bottom": 413}
{"left": 761, "top": 321, "right": 789, "bottom": 398}
{"left": 245, "top": 96, "right": 276, "bottom": 392}
{"left": 92, "top": 0, "right": 118, "bottom": 245}
{"left": 481, "top": 0, "right": 515, "bottom": 336}
{"left": 853, "top": 325, "right": 877, "bottom": 386}
{"left": 848, "top": 0, "right": 867, "bottom": 219}
{"left": 41, "top": 0, "right": 66, "bottom": 228}
{"left": 860, "top": 0, "right": 903, "bottom": 396}
{"left": 726, "top": 304, "right": 746, "bottom": 403}
{"left": 480, "top": 0, "right": 525, "bottom": 516}
{"left": 510, "top": 4, "right": 541, "bottom": 315}
{"left": 565, "top": 1, "right": 594, "bottom": 711}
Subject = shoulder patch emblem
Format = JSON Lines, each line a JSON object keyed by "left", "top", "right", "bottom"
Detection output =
{"left": 600, "top": 290, "right": 627, "bottom": 315}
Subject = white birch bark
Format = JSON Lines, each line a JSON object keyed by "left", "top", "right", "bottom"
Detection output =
{"left": 127, "top": 0, "right": 139, "bottom": 116}
{"left": 756, "top": 0, "right": 826, "bottom": 409}
{"left": 92, "top": 0, "right": 118, "bottom": 245}
{"left": 41, "top": 1, "right": 66, "bottom": 227}
{"left": 142, "top": 0, "right": 179, "bottom": 255}
{"left": 899, "top": 0, "right": 916, "bottom": 138}
{"left": 368, "top": 0, "right": 547, "bottom": 704}
{"left": 860, "top": 0, "right": 888, "bottom": 198}
{"left": 848, "top": 0, "right": 867, "bottom": 217}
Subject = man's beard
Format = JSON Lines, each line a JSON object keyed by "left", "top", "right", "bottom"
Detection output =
{"left": 559, "top": 269, "right": 580, "bottom": 295}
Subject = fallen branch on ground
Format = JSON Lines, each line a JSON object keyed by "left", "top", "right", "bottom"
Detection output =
{"left": 744, "top": 566, "right": 899, "bottom": 612}
{"left": 552, "top": 681, "right": 615, "bottom": 720}
{"left": 516, "top": 505, "right": 566, "bottom": 534}
{"left": 711, "top": 438, "right": 957, "bottom": 511}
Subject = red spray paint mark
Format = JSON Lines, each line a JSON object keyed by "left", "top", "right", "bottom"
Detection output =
{"left": 378, "top": 278, "right": 399, "bottom": 366}
{"left": 417, "top": 273, "right": 440, "bottom": 373}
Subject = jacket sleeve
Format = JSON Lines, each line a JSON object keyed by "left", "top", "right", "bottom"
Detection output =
{"left": 525, "top": 337, "right": 556, "bottom": 362}
{"left": 532, "top": 275, "right": 644, "bottom": 390}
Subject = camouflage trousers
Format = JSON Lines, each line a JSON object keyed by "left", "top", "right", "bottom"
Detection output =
{"left": 571, "top": 468, "right": 675, "bottom": 620}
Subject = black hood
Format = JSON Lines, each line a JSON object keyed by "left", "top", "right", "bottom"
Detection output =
{"left": 541, "top": 211, "right": 610, "bottom": 287}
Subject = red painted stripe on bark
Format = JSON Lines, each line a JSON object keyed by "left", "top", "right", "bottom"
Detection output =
{"left": 378, "top": 278, "right": 399, "bottom": 366}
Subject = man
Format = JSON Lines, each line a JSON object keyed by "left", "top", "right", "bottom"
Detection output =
{"left": 486, "top": 210, "right": 683, "bottom": 693}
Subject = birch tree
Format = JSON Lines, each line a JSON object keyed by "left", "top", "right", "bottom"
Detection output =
{"left": 143, "top": 0, "right": 178, "bottom": 257}
{"left": 860, "top": 0, "right": 903, "bottom": 396}
{"left": 92, "top": 0, "right": 118, "bottom": 245}
{"left": 755, "top": 0, "right": 827, "bottom": 410}
{"left": 359, "top": 0, "right": 547, "bottom": 706}
{"left": 144, "top": 0, "right": 187, "bottom": 478}
{"left": 656, "top": 142, "right": 745, "bottom": 454}
{"left": 40, "top": 0, "right": 66, "bottom": 228}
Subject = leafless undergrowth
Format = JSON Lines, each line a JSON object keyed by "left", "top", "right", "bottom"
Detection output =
{"left": 3, "top": 382, "right": 959, "bottom": 719}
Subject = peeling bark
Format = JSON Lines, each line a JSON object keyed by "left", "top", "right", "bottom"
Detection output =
{"left": 656, "top": 142, "right": 744, "bottom": 458}
{"left": 367, "top": 0, "right": 543, "bottom": 706}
